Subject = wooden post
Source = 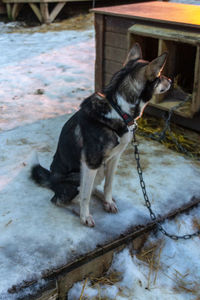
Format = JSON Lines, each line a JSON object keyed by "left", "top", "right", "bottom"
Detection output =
{"left": 94, "top": 14, "right": 105, "bottom": 92}
{"left": 49, "top": 2, "right": 65, "bottom": 23}
{"left": 192, "top": 45, "right": 200, "bottom": 114}
{"left": 12, "top": 3, "right": 23, "bottom": 20}
{"left": 40, "top": 3, "right": 50, "bottom": 24}
{"left": 29, "top": 3, "right": 42, "bottom": 22}
{"left": 6, "top": 3, "right": 12, "bottom": 20}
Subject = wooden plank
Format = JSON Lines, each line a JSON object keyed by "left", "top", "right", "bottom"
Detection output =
{"left": 92, "top": 2, "right": 200, "bottom": 30}
{"left": 29, "top": 3, "right": 42, "bottom": 22}
{"left": 104, "top": 72, "right": 113, "bottom": 86}
{"left": 150, "top": 98, "right": 194, "bottom": 119}
{"left": 3, "top": 0, "right": 92, "bottom": 3}
{"left": 40, "top": 2, "right": 50, "bottom": 23}
{"left": 129, "top": 24, "right": 200, "bottom": 45}
{"left": 104, "top": 59, "right": 121, "bottom": 76}
{"left": 105, "top": 15, "right": 134, "bottom": 34}
{"left": 58, "top": 245, "right": 125, "bottom": 300}
{"left": 192, "top": 45, "right": 200, "bottom": 114}
{"left": 146, "top": 104, "right": 200, "bottom": 132}
{"left": 6, "top": 3, "right": 12, "bottom": 19}
{"left": 12, "top": 2, "right": 22, "bottom": 19}
{"left": 105, "top": 31, "right": 127, "bottom": 50}
{"left": 94, "top": 13, "right": 104, "bottom": 92}
{"left": 49, "top": 2, "right": 65, "bottom": 23}
{"left": 104, "top": 46, "right": 126, "bottom": 64}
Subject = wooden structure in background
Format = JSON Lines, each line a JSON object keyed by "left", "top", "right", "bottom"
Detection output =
{"left": 92, "top": 2, "right": 200, "bottom": 131}
{"left": 2, "top": 0, "right": 95, "bottom": 23}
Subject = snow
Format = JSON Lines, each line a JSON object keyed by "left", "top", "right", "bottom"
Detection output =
{"left": 0, "top": 27, "right": 94, "bottom": 131}
{"left": 0, "top": 9, "right": 200, "bottom": 299}
{"left": 69, "top": 207, "right": 200, "bottom": 299}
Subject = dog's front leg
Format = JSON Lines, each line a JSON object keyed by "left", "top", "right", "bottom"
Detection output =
{"left": 103, "top": 155, "right": 120, "bottom": 213}
{"left": 80, "top": 160, "right": 97, "bottom": 227}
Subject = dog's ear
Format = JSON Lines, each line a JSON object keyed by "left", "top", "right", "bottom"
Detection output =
{"left": 146, "top": 52, "right": 168, "bottom": 80}
{"left": 124, "top": 43, "right": 142, "bottom": 65}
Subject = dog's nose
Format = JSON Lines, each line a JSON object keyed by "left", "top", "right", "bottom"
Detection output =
{"left": 168, "top": 78, "right": 172, "bottom": 84}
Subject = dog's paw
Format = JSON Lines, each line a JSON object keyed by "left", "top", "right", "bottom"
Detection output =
{"left": 81, "top": 215, "right": 95, "bottom": 227}
{"left": 103, "top": 201, "right": 118, "bottom": 213}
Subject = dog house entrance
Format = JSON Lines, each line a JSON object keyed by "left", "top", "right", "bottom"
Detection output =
{"left": 128, "top": 24, "right": 200, "bottom": 118}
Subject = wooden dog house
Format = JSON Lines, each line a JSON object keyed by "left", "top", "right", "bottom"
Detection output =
{"left": 92, "top": 2, "right": 200, "bottom": 131}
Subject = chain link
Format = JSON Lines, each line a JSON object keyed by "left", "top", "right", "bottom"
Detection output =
{"left": 132, "top": 134, "right": 200, "bottom": 240}
{"left": 139, "top": 96, "right": 200, "bottom": 161}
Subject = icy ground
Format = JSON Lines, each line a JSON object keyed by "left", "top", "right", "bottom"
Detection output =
{"left": 69, "top": 205, "right": 200, "bottom": 300}
{"left": 0, "top": 11, "right": 200, "bottom": 300}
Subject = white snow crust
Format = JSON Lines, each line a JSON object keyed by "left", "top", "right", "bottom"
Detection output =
{"left": 69, "top": 207, "right": 200, "bottom": 300}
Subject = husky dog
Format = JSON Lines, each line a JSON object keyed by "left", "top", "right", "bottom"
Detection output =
{"left": 31, "top": 44, "right": 171, "bottom": 227}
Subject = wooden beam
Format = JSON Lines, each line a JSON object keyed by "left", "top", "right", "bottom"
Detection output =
{"left": 49, "top": 2, "right": 65, "bottom": 23}
{"left": 128, "top": 24, "right": 200, "bottom": 46}
{"left": 3, "top": 0, "right": 91, "bottom": 3}
{"left": 192, "top": 45, "right": 200, "bottom": 114}
{"left": 6, "top": 3, "right": 12, "bottom": 19}
{"left": 94, "top": 14, "right": 105, "bottom": 92}
{"left": 12, "top": 3, "right": 23, "bottom": 20}
{"left": 29, "top": 2, "right": 42, "bottom": 22}
{"left": 40, "top": 2, "right": 50, "bottom": 24}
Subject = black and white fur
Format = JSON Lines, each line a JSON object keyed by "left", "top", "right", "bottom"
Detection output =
{"left": 31, "top": 44, "right": 171, "bottom": 227}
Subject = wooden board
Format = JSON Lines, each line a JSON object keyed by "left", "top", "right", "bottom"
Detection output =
{"left": 129, "top": 24, "right": 200, "bottom": 45}
{"left": 3, "top": 0, "right": 94, "bottom": 3}
{"left": 92, "top": 2, "right": 200, "bottom": 29}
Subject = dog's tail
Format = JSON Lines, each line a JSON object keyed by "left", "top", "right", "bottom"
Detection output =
{"left": 30, "top": 152, "right": 51, "bottom": 188}
{"left": 31, "top": 164, "right": 51, "bottom": 188}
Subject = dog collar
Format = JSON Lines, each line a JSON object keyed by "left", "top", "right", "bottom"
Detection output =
{"left": 96, "top": 92, "right": 137, "bottom": 129}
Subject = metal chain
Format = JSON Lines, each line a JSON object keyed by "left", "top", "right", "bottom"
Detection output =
{"left": 140, "top": 96, "right": 200, "bottom": 161}
{"left": 132, "top": 134, "right": 200, "bottom": 240}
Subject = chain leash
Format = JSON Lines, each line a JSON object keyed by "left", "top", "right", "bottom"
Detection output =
{"left": 140, "top": 96, "right": 200, "bottom": 161}
{"left": 132, "top": 134, "right": 200, "bottom": 240}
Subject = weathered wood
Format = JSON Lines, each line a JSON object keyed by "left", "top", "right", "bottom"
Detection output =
{"left": 12, "top": 2, "right": 23, "bottom": 19}
{"left": 94, "top": 14, "right": 104, "bottom": 92}
{"left": 29, "top": 2, "right": 42, "bottom": 22}
{"left": 146, "top": 103, "right": 200, "bottom": 132}
{"left": 49, "top": 2, "right": 65, "bottom": 23}
{"left": 150, "top": 98, "right": 194, "bottom": 119}
{"left": 3, "top": 0, "right": 92, "bottom": 3}
{"left": 104, "top": 46, "right": 126, "bottom": 64}
{"left": 104, "top": 72, "right": 113, "bottom": 86}
{"left": 40, "top": 2, "right": 50, "bottom": 23}
{"left": 105, "top": 31, "right": 127, "bottom": 50}
{"left": 104, "top": 59, "right": 121, "bottom": 76}
{"left": 129, "top": 24, "right": 200, "bottom": 45}
{"left": 192, "top": 45, "right": 200, "bottom": 114}
{"left": 58, "top": 245, "right": 125, "bottom": 300}
{"left": 92, "top": 2, "right": 200, "bottom": 30}
{"left": 105, "top": 15, "right": 134, "bottom": 34}
{"left": 6, "top": 3, "right": 12, "bottom": 19}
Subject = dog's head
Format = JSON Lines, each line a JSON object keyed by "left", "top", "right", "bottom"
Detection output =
{"left": 121, "top": 43, "right": 171, "bottom": 103}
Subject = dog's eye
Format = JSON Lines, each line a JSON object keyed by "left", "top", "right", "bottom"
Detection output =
{"left": 152, "top": 77, "right": 161, "bottom": 88}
